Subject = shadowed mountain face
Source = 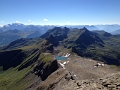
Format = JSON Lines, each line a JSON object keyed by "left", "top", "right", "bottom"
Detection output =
{"left": 1, "top": 27, "right": 120, "bottom": 66}
{"left": 0, "top": 27, "right": 120, "bottom": 90}
{"left": 74, "top": 28, "right": 104, "bottom": 47}
{"left": 63, "top": 27, "right": 104, "bottom": 47}
{"left": 0, "top": 39, "right": 60, "bottom": 90}
{"left": 0, "top": 49, "right": 25, "bottom": 70}
{"left": 41, "top": 27, "right": 70, "bottom": 39}
{"left": 7, "top": 27, "right": 103, "bottom": 49}
{"left": 111, "top": 29, "right": 120, "bottom": 35}
{"left": 0, "top": 23, "right": 56, "bottom": 46}
{"left": 0, "top": 29, "right": 41, "bottom": 46}
{"left": 41, "top": 27, "right": 70, "bottom": 46}
{"left": 40, "top": 27, "right": 120, "bottom": 66}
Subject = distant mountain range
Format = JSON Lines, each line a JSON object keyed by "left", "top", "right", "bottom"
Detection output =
{"left": 111, "top": 29, "right": 120, "bottom": 35}
{"left": 66, "top": 25, "right": 99, "bottom": 30}
{"left": 0, "top": 23, "right": 55, "bottom": 46}
{"left": 1, "top": 23, "right": 120, "bottom": 33}
{"left": 0, "top": 23, "right": 55, "bottom": 33}
{"left": 2, "top": 26, "right": 120, "bottom": 65}
{"left": 0, "top": 29, "right": 41, "bottom": 46}
{"left": 95, "top": 24, "right": 120, "bottom": 32}
{"left": 0, "top": 23, "right": 120, "bottom": 46}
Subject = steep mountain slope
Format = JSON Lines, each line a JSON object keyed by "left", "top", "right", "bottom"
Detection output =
{"left": 0, "top": 23, "right": 56, "bottom": 46}
{"left": 92, "top": 30, "right": 112, "bottom": 39}
{"left": 0, "top": 39, "right": 60, "bottom": 90}
{"left": 41, "top": 27, "right": 70, "bottom": 46}
{"left": 1, "top": 27, "right": 120, "bottom": 65}
{"left": 0, "top": 29, "right": 41, "bottom": 46}
{"left": 0, "top": 37, "right": 42, "bottom": 50}
{"left": 41, "top": 27, "right": 120, "bottom": 65}
{"left": 63, "top": 27, "right": 104, "bottom": 49}
{"left": 0, "top": 27, "right": 120, "bottom": 90}
{"left": 26, "top": 30, "right": 41, "bottom": 38}
{"left": 111, "top": 29, "right": 120, "bottom": 35}
{"left": 0, "top": 29, "right": 3, "bottom": 33}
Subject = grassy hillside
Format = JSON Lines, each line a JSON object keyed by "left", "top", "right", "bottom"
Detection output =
{"left": 0, "top": 38, "right": 59, "bottom": 90}
{"left": 0, "top": 27, "right": 120, "bottom": 89}
{"left": 0, "top": 66, "right": 32, "bottom": 90}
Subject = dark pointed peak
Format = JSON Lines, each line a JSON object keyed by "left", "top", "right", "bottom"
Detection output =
{"left": 64, "top": 27, "right": 70, "bottom": 30}
{"left": 54, "top": 27, "right": 61, "bottom": 29}
{"left": 80, "top": 27, "right": 90, "bottom": 34}
{"left": 83, "top": 27, "right": 88, "bottom": 30}
{"left": 49, "top": 34, "right": 55, "bottom": 38}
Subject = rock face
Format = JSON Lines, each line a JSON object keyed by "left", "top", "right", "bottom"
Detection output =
{"left": 75, "top": 28, "right": 104, "bottom": 47}
{"left": 41, "top": 27, "right": 70, "bottom": 46}
{"left": 32, "top": 59, "right": 59, "bottom": 80}
{"left": 0, "top": 49, "right": 26, "bottom": 70}
{"left": 31, "top": 62, "right": 120, "bottom": 90}
{"left": 76, "top": 72, "right": 120, "bottom": 90}
{"left": 41, "top": 27, "right": 69, "bottom": 39}
{"left": 25, "top": 53, "right": 60, "bottom": 90}
{"left": 37, "top": 68, "right": 75, "bottom": 90}
{"left": 71, "top": 28, "right": 104, "bottom": 56}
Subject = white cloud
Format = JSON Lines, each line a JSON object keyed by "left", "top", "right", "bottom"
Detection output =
{"left": 43, "top": 19, "right": 48, "bottom": 22}
{"left": 28, "top": 20, "right": 31, "bottom": 21}
{"left": 67, "top": 21, "right": 70, "bottom": 24}
{"left": 1, "top": 21, "right": 4, "bottom": 22}
{"left": 0, "top": 25, "right": 3, "bottom": 27}
{"left": 30, "top": 22, "right": 35, "bottom": 24}
{"left": 16, "top": 21, "right": 19, "bottom": 23}
{"left": 15, "top": 21, "right": 22, "bottom": 23}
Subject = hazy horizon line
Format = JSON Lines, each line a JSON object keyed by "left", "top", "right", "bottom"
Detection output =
{"left": 0, "top": 23, "right": 120, "bottom": 27}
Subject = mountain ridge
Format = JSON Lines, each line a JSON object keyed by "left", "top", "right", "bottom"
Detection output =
{"left": 0, "top": 26, "right": 120, "bottom": 90}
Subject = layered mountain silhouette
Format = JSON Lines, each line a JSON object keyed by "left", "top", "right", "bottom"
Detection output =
{"left": 67, "top": 25, "right": 99, "bottom": 30}
{"left": 1, "top": 27, "right": 120, "bottom": 65}
{"left": 0, "top": 29, "right": 41, "bottom": 46}
{"left": 95, "top": 24, "right": 120, "bottom": 32}
{"left": 1, "top": 23, "right": 54, "bottom": 33}
{"left": 111, "top": 29, "right": 120, "bottom": 35}
{"left": 0, "top": 26, "right": 120, "bottom": 90}
{"left": 0, "top": 23, "right": 57, "bottom": 46}
{"left": 41, "top": 27, "right": 70, "bottom": 46}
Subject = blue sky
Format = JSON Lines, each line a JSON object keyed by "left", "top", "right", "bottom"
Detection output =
{"left": 0, "top": 0, "right": 120, "bottom": 26}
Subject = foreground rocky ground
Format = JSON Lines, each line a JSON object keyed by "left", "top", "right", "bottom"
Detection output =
{"left": 58, "top": 54, "right": 119, "bottom": 80}
{"left": 36, "top": 54, "right": 120, "bottom": 90}
{"left": 59, "top": 72, "right": 120, "bottom": 90}
{"left": 37, "top": 67, "right": 120, "bottom": 90}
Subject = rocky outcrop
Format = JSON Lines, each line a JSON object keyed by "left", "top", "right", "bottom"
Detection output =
{"left": 41, "top": 27, "right": 70, "bottom": 46}
{"left": 36, "top": 65, "right": 119, "bottom": 90}
{"left": 73, "top": 27, "right": 104, "bottom": 50}
{"left": 32, "top": 59, "right": 59, "bottom": 81}
{"left": 37, "top": 68, "right": 75, "bottom": 90}
{"left": 77, "top": 72, "right": 120, "bottom": 90}
{"left": 75, "top": 27, "right": 104, "bottom": 46}
{"left": 41, "top": 27, "right": 70, "bottom": 39}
